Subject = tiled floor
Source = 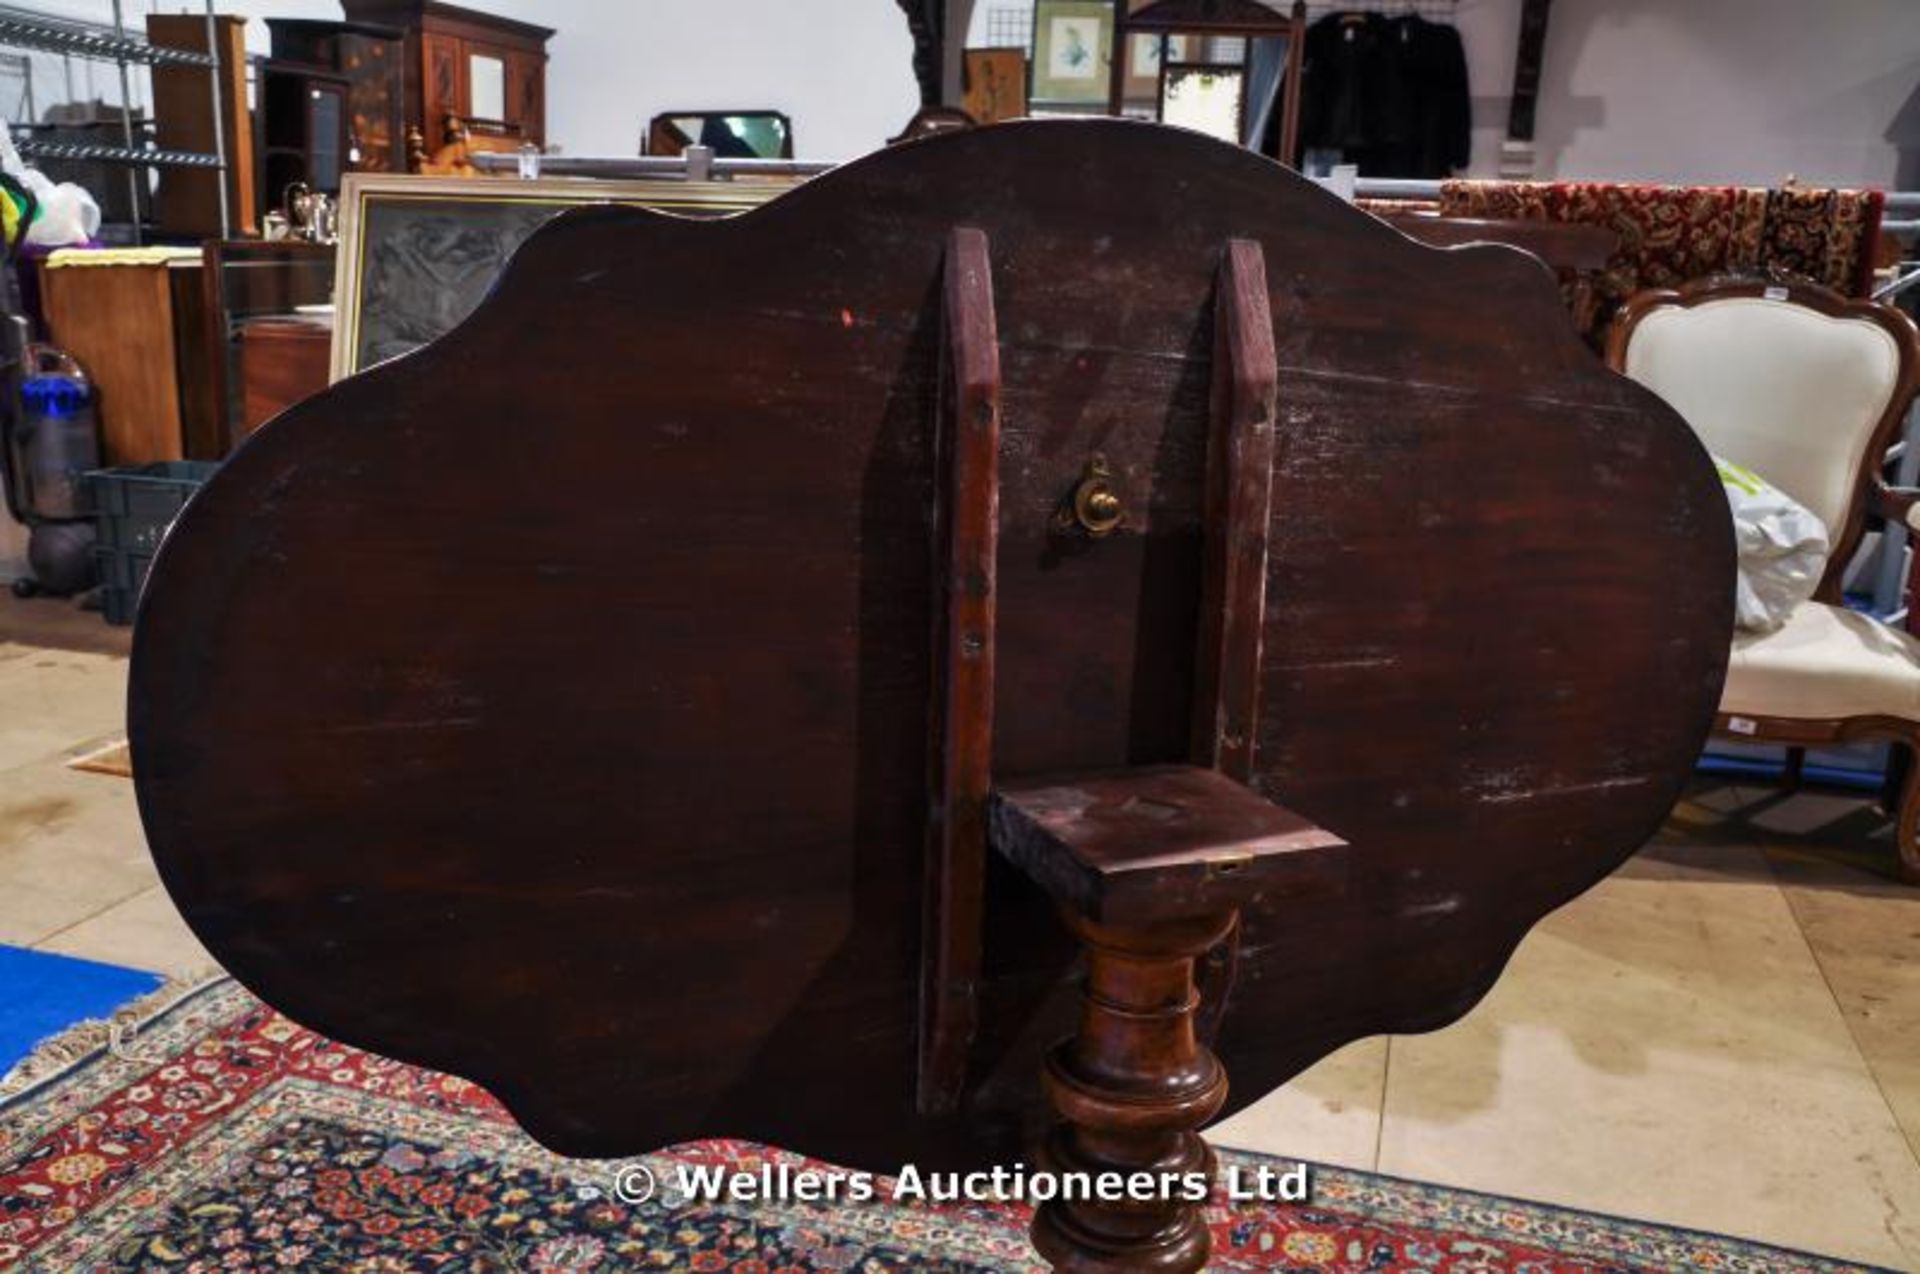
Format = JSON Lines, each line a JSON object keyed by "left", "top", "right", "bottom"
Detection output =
{"left": 3, "top": 593, "right": 1918, "bottom": 1268}
{"left": 1214, "top": 792, "right": 1920, "bottom": 1269}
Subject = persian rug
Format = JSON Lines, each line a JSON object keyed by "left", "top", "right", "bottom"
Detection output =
{"left": 0, "top": 979, "right": 1888, "bottom": 1273}
{"left": 1436, "top": 179, "right": 1884, "bottom": 346}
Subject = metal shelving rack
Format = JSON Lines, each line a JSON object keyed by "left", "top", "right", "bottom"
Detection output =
{"left": 0, "top": 0, "right": 230, "bottom": 242}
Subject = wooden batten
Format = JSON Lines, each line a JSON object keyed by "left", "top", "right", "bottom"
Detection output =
{"left": 1192, "top": 238, "right": 1280, "bottom": 782}
{"left": 1125, "top": 0, "right": 1301, "bottom": 35}
{"left": 918, "top": 226, "right": 1002, "bottom": 1114}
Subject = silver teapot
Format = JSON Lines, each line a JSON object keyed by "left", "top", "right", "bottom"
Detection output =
{"left": 283, "top": 182, "right": 339, "bottom": 244}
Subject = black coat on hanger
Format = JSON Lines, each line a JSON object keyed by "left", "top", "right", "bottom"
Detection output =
{"left": 1298, "top": 11, "right": 1471, "bottom": 178}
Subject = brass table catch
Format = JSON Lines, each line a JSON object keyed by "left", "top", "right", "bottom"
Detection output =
{"left": 1057, "top": 454, "right": 1126, "bottom": 538}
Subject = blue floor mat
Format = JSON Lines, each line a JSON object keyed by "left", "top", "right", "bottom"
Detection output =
{"left": 0, "top": 945, "right": 163, "bottom": 1077}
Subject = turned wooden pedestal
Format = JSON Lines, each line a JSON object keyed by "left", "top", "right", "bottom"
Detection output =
{"left": 1035, "top": 909, "right": 1232, "bottom": 1271}
{"left": 991, "top": 766, "right": 1348, "bottom": 1273}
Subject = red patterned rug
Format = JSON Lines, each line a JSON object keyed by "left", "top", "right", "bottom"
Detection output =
{"left": 0, "top": 980, "right": 1885, "bottom": 1272}
{"left": 1434, "top": 179, "right": 1883, "bottom": 346}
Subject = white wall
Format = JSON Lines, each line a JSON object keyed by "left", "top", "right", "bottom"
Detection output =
{"left": 110, "top": 0, "right": 1920, "bottom": 185}
{"left": 25, "top": 1, "right": 1920, "bottom": 180}
{"left": 1485, "top": 0, "right": 1920, "bottom": 187}
{"left": 968, "top": 0, "right": 1919, "bottom": 187}
{"left": 140, "top": 0, "right": 921, "bottom": 161}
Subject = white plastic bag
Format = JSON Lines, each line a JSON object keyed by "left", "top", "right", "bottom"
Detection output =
{"left": 1716, "top": 454, "right": 1828, "bottom": 634}
{"left": 19, "top": 168, "right": 100, "bottom": 246}
{"left": 0, "top": 121, "right": 101, "bottom": 247}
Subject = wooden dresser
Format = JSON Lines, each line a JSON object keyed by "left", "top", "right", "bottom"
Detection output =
{"left": 266, "top": 19, "right": 410, "bottom": 179}
{"left": 340, "top": 1, "right": 553, "bottom": 158}
{"left": 238, "top": 316, "right": 334, "bottom": 438}
{"left": 39, "top": 251, "right": 219, "bottom": 464}
{"left": 147, "top": 14, "right": 257, "bottom": 237}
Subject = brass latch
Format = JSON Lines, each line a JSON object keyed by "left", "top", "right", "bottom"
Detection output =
{"left": 1055, "top": 453, "right": 1126, "bottom": 538}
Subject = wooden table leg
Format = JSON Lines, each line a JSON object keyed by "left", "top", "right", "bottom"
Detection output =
{"left": 988, "top": 766, "right": 1347, "bottom": 1272}
{"left": 1032, "top": 908, "right": 1237, "bottom": 1274}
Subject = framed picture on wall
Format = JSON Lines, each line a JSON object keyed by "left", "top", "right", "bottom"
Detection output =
{"left": 1124, "top": 32, "right": 1188, "bottom": 102}
{"left": 963, "top": 47, "right": 1030, "bottom": 124}
{"left": 1160, "top": 63, "right": 1247, "bottom": 145}
{"left": 1030, "top": 0, "right": 1113, "bottom": 106}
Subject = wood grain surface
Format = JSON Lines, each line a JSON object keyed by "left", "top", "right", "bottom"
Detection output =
{"left": 130, "top": 119, "right": 1732, "bottom": 1172}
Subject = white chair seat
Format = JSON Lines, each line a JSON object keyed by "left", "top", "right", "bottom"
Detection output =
{"left": 1723, "top": 602, "right": 1920, "bottom": 722}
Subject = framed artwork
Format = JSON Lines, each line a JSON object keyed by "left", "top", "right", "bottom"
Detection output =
{"left": 1124, "top": 33, "right": 1188, "bottom": 101}
{"left": 1160, "top": 63, "right": 1247, "bottom": 145}
{"left": 331, "top": 174, "right": 795, "bottom": 380}
{"left": 1030, "top": 0, "right": 1113, "bottom": 105}
{"left": 963, "top": 47, "right": 1029, "bottom": 124}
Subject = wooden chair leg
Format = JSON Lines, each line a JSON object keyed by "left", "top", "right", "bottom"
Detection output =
{"left": 1882, "top": 744, "right": 1910, "bottom": 818}
{"left": 1895, "top": 737, "right": 1920, "bottom": 884}
{"left": 1781, "top": 746, "right": 1807, "bottom": 792}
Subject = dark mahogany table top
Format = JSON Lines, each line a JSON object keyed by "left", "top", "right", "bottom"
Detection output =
{"left": 131, "top": 119, "right": 1731, "bottom": 1171}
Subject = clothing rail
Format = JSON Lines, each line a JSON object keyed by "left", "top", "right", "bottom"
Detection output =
{"left": 1878, "top": 267, "right": 1920, "bottom": 302}
{"left": 472, "top": 148, "right": 834, "bottom": 182}
{"left": 1355, "top": 179, "right": 1919, "bottom": 212}
{"left": 1352, "top": 177, "right": 1442, "bottom": 199}
{"left": 1354, "top": 178, "right": 1918, "bottom": 236}
{"left": 486, "top": 157, "right": 1423, "bottom": 188}
{"left": 470, "top": 154, "right": 1919, "bottom": 234}
{"left": 1303, "top": 0, "right": 1457, "bottom": 15}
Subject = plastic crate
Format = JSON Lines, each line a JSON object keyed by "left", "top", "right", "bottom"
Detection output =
{"left": 86, "top": 462, "right": 219, "bottom": 626}
{"left": 92, "top": 545, "right": 156, "bottom": 626}
{"left": 88, "top": 461, "right": 220, "bottom": 552}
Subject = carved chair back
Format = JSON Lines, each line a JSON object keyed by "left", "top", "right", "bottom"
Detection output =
{"left": 1608, "top": 277, "right": 1920, "bottom": 602}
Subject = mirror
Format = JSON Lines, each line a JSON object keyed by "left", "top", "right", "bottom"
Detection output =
{"left": 646, "top": 111, "right": 795, "bottom": 160}
{"left": 1160, "top": 65, "right": 1246, "bottom": 145}
{"left": 469, "top": 54, "right": 506, "bottom": 123}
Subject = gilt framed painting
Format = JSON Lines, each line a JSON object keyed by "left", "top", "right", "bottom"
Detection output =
{"left": 330, "top": 174, "right": 794, "bottom": 381}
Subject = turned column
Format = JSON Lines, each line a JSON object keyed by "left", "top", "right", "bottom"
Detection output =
{"left": 989, "top": 765, "right": 1348, "bottom": 1274}
{"left": 1034, "top": 909, "right": 1237, "bottom": 1273}
{"left": 950, "top": 240, "right": 1348, "bottom": 1271}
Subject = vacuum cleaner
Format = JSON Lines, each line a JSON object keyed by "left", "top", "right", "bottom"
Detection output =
{"left": 0, "top": 170, "right": 102, "bottom": 599}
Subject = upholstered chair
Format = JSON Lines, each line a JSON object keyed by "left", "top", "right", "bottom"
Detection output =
{"left": 1608, "top": 277, "right": 1920, "bottom": 880}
